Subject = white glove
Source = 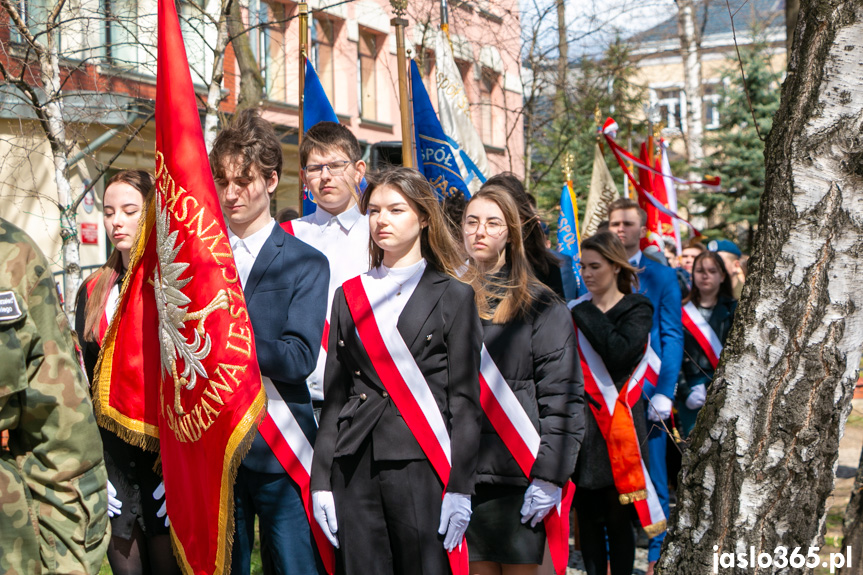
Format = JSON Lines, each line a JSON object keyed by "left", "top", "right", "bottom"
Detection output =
{"left": 520, "top": 478, "right": 561, "bottom": 528}
{"left": 312, "top": 491, "right": 339, "bottom": 548}
{"left": 107, "top": 480, "right": 122, "bottom": 518}
{"left": 438, "top": 492, "right": 471, "bottom": 552}
{"left": 153, "top": 482, "right": 170, "bottom": 527}
{"left": 685, "top": 384, "right": 707, "bottom": 410}
{"left": 647, "top": 393, "right": 673, "bottom": 422}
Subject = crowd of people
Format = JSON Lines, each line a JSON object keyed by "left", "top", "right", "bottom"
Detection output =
{"left": 0, "top": 108, "right": 744, "bottom": 575}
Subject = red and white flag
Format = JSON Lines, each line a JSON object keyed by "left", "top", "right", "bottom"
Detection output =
{"left": 681, "top": 301, "right": 723, "bottom": 369}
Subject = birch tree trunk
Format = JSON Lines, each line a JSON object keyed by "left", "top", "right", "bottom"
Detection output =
{"left": 203, "top": 0, "right": 233, "bottom": 152}
{"left": 1, "top": 0, "right": 79, "bottom": 315}
{"left": 658, "top": 1, "right": 863, "bottom": 573}
{"left": 554, "top": 0, "right": 567, "bottom": 118}
{"left": 675, "top": 0, "right": 703, "bottom": 166}
{"left": 840, "top": 446, "right": 863, "bottom": 575}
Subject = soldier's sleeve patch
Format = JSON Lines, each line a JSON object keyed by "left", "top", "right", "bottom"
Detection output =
{"left": 0, "top": 290, "right": 24, "bottom": 323}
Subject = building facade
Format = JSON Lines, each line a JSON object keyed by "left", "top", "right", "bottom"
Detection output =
{"left": 0, "top": 0, "right": 524, "bottom": 274}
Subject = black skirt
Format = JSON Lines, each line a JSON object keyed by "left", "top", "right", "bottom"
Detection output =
{"left": 465, "top": 483, "right": 546, "bottom": 564}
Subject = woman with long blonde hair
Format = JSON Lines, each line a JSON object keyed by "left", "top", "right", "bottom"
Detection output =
{"left": 461, "top": 185, "right": 584, "bottom": 575}
{"left": 75, "top": 170, "right": 181, "bottom": 575}
{"left": 310, "top": 167, "right": 483, "bottom": 574}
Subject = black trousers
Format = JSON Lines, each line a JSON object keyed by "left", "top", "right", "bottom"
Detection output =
{"left": 331, "top": 440, "right": 449, "bottom": 575}
{"left": 574, "top": 486, "right": 636, "bottom": 575}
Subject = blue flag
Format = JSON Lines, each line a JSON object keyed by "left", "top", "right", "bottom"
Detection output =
{"left": 557, "top": 182, "right": 585, "bottom": 297}
{"left": 302, "top": 60, "right": 341, "bottom": 215}
{"left": 410, "top": 60, "right": 471, "bottom": 201}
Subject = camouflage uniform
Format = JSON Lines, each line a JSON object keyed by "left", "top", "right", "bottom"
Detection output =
{"left": 0, "top": 218, "right": 109, "bottom": 575}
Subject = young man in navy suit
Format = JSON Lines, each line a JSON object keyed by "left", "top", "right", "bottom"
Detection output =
{"left": 608, "top": 198, "right": 683, "bottom": 574}
{"left": 211, "top": 109, "right": 330, "bottom": 575}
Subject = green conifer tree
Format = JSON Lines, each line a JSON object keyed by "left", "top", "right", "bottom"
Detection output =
{"left": 695, "top": 31, "right": 783, "bottom": 251}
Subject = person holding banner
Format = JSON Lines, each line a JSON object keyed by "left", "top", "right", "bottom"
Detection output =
{"left": 460, "top": 186, "right": 584, "bottom": 575}
{"left": 74, "top": 171, "right": 181, "bottom": 575}
{"left": 311, "top": 167, "right": 483, "bottom": 575}
{"left": 569, "top": 231, "right": 657, "bottom": 575}
{"left": 291, "top": 122, "right": 370, "bottom": 415}
{"left": 676, "top": 252, "right": 737, "bottom": 437}
{"left": 210, "top": 110, "right": 330, "bottom": 575}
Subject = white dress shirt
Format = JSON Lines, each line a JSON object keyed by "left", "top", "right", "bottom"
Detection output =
{"left": 291, "top": 204, "right": 371, "bottom": 400}
{"left": 628, "top": 250, "right": 643, "bottom": 268}
{"left": 363, "top": 259, "right": 427, "bottom": 330}
{"left": 228, "top": 219, "right": 276, "bottom": 288}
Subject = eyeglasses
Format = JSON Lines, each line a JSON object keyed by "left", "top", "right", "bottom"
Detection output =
{"left": 463, "top": 218, "right": 506, "bottom": 237}
{"left": 303, "top": 160, "right": 352, "bottom": 178}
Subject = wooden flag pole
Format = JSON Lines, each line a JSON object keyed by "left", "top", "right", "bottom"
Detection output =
{"left": 298, "top": 1, "right": 308, "bottom": 213}
{"left": 390, "top": 0, "right": 413, "bottom": 168}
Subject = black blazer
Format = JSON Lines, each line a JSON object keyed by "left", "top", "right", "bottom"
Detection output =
{"left": 241, "top": 224, "right": 330, "bottom": 473}
{"left": 570, "top": 293, "right": 653, "bottom": 490}
{"left": 477, "top": 293, "right": 585, "bottom": 488}
{"left": 310, "top": 267, "right": 483, "bottom": 495}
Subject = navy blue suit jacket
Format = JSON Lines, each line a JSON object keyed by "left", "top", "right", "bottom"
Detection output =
{"left": 637, "top": 254, "right": 683, "bottom": 400}
{"left": 241, "top": 224, "right": 330, "bottom": 473}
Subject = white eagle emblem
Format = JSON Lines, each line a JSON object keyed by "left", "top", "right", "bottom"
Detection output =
{"left": 153, "top": 192, "right": 228, "bottom": 415}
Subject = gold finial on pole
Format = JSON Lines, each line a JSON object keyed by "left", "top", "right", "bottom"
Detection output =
{"left": 390, "top": 0, "right": 413, "bottom": 168}
{"left": 563, "top": 152, "right": 574, "bottom": 183}
{"left": 298, "top": 1, "right": 309, "bottom": 214}
{"left": 594, "top": 106, "right": 601, "bottom": 127}
{"left": 653, "top": 121, "right": 663, "bottom": 141}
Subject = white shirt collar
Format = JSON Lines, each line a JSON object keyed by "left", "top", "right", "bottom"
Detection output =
{"left": 312, "top": 204, "right": 362, "bottom": 232}
{"left": 228, "top": 218, "right": 275, "bottom": 260}
{"left": 629, "top": 250, "right": 643, "bottom": 267}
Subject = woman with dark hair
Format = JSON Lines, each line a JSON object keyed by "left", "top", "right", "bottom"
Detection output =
{"left": 482, "top": 173, "right": 566, "bottom": 298}
{"left": 676, "top": 251, "right": 737, "bottom": 437}
{"left": 310, "top": 167, "right": 483, "bottom": 574}
{"left": 570, "top": 231, "right": 657, "bottom": 575}
{"left": 460, "top": 185, "right": 584, "bottom": 575}
{"left": 75, "top": 170, "right": 181, "bottom": 575}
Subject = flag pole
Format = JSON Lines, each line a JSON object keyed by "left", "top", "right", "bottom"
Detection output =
{"left": 298, "top": 1, "right": 309, "bottom": 214}
{"left": 440, "top": 0, "right": 449, "bottom": 36}
{"left": 390, "top": 0, "right": 414, "bottom": 168}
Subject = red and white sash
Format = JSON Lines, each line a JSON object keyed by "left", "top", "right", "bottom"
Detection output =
{"left": 342, "top": 275, "right": 469, "bottom": 575}
{"left": 281, "top": 221, "right": 330, "bottom": 355}
{"left": 681, "top": 301, "right": 723, "bottom": 369}
{"left": 478, "top": 346, "right": 574, "bottom": 575}
{"left": 257, "top": 382, "right": 335, "bottom": 574}
{"left": 570, "top": 294, "right": 666, "bottom": 537}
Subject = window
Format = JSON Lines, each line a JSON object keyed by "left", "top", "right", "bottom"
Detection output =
{"left": 656, "top": 88, "right": 684, "bottom": 133}
{"left": 10, "top": 0, "right": 51, "bottom": 45}
{"left": 179, "top": 0, "right": 207, "bottom": 82}
{"left": 103, "top": 0, "right": 138, "bottom": 69}
{"left": 249, "top": 0, "right": 286, "bottom": 101}
{"left": 357, "top": 29, "right": 377, "bottom": 120}
{"left": 479, "top": 68, "right": 497, "bottom": 145}
{"left": 703, "top": 83, "right": 720, "bottom": 129}
{"left": 311, "top": 16, "right": 336, "bottom": 103}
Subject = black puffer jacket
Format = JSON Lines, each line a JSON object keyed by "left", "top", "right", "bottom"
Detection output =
{"left": 571, "top": 293, "right": 653, "bottom": 490}
{"left": 475, "top": 291, "right": 585, "bottom": 488}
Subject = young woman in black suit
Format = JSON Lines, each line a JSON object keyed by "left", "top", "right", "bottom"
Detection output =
{"left": 310, "top": 167, "right": 483, "bottom": 575}
{"left": 570, "top": 231, "right": 654, "bottom": 575}
{"left": 461, "top": 185, "right": 584, "bottom": 575}
{"left": 74, "top": 171, "right": 181, "bottom": 575}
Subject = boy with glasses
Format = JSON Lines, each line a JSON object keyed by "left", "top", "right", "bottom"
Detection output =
{"left": 286, "top": 122, "right": 370, "bottom": 412}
